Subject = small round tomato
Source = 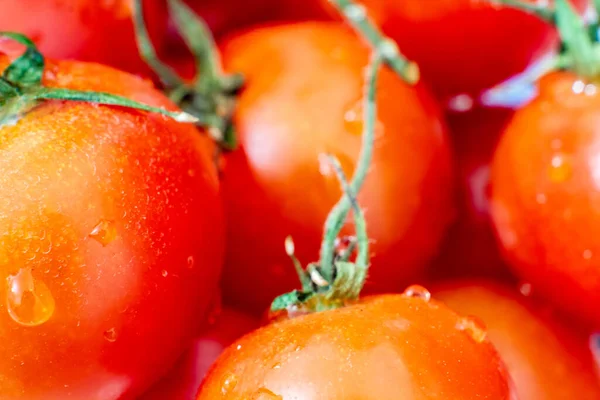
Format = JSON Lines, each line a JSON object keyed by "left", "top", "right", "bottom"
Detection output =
{"left": 430, "top": 106, "right": 514, "bottom": 281}
{"left": 196, "top": 293, "right": 513, "bottom": 399}
{"left": 491, "top": 71, "right": 600, "bottom": 329}
{"left": 140, "top": 308, "right": 258, "bottom": 400}
{"left": 433, "top": 280, "right": 600, "bottom": 399}
{"left": 219, "top": 22, "right": 454, "bottom": 315}
{"left": 0, "top": 0, "right": 167, "bottom": 74}
{"left": 0, "top": 52, "right": 224, "bottom": 398}
{"left": 338, "top": 0, "right": 588, "bottom": 97}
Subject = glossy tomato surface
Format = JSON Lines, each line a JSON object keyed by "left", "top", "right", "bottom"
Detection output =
{"left": 433, "top": 280, "right": 600, "bottom": 399}
{"left": 0, "top": 0, "right": 167, "bottom": 74}
{"left": 345, "top": 0, "right": 588, "bottom": 97}
{"left": 0, "top": 52, "right": 224, "bottom": 399}
{"left": 219, "top": 22, "right": 454, "bottom": 315}
{"left": 197, "top": 294, "right": 513, "bottom": 399}
{"left": 140, "top": 309, "right": 258, "bottom": 400}
{"left": 491, "top": 71, "right": 600, "bottom": 329}
{"left": 430, "top": 106, "right": 514, "bottom": 281}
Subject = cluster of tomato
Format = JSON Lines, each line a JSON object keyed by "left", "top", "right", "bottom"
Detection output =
{"left": 1, "top": 0, "right": 600, "bottom": 399}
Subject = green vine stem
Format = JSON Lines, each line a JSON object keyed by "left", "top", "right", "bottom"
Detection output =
{"left": 133, "top": 0, "right": 242, "bottom": 149}
{"left": 592, "top": 333, "right": 600, "bottom": 369}
{"left": 271, "top": 51, "right": 383, "bottom": 313}
{"left": 328, "top": 0, "right": 419, "bottom": 84}
{"left": 494, "top": 0, "right": 600, "bottom": 80}
{"left": 0, "top": 32, "right": 196, "bottom": 126}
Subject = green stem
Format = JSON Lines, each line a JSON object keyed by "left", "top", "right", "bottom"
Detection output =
{"left": 327, "top": 0, "right": 419, "bottom": 84}
{"left": 318, "top": 51, "right": 382, "bottom": 284}
{"left": 492, "top": 0, "right": 556, "bottom": 23}
{"left": 591, "top": 333, "right": 600, "bottom": 368}
{"left": 0, "top": 32, "right": 196, "bottom": 126}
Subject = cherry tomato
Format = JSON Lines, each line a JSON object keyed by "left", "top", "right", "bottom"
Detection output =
{"left": 196, "top": 293, "right": 513, "bottom": 399}
{"left": 140, "top": 309, "right": 258, "bottom": 400}
{"left": 433, "top": 280, "right": 600, "bottom": 399}
{"left": 430, "top": 106, "right": 514, "bottom": 281}
{"left": 0, "top": 52, "right": 224, "bottom": 399}
{"left": 491, "top": 71, "right": 600, "bottom": 329}
{"left": 219, "top": 22, "right": 454, "bottom": 315}
{"left": 342, "top": 0, "right": 588, "bottom": 98}
{"left": 0, "top": 0, "right": 167, "bottom": 74}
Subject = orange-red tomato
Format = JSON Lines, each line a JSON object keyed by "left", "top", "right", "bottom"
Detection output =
{"left": 339, "top": 0, "right": 588, "bottom": 97}
{"left": 0, "top": 52, "right": 224, "bottom": 399}
{"left": 0, "top": 0, "right": 167, "bottom": 74}
{"left": 491, "top": 72, "right": 600, "bottom": 329}
{"left": 196, "top": 294, "right": 513, "bottom": 399}
{"left": 433, "top": 280, "right": 600, "bottom": 399}
{"left": 140, "top": 309, "right": 258, "bottom": 400}
{"left": 430, "top": 106, "right": 514, "bottom": 281}
{"left": 218, "top": 22, "right": 454, "bottom": 316}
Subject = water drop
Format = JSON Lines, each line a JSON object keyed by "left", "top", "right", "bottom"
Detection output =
{"left": 447, "top": 94, "right": 474, "bottom": 113}
{"left": 6, "top": 268, "right": 56, "bottom": 327}
{"left": 271, "top": 362, "right": 282, "bottom": 370}
{"left": 583, "top": 249, "right": 593, "bottom": 260}
{"left": 572, "top": 80, "right": 585, "bottom": 94}
{"left": 535, "top": 193, "right": 547, "bottom": 205}
{"left": 221, "top": 373, "right": 238, "bottom": 395}
{"left": 252, "top": 388, "right": 283, "bottom": 400}
{"left": 104, "top": 328, "right": 117, "bottom": 342}
{"left": 548, "top": 154, "right": 572, "bottom": 182}
{"left": 161, "top": 270, "right": 168, "bottom": 278}
{"left": 343, "top": 102, "right": 363, "bottom": 136}
{"left": 403, "top": 285, "right": 431, "bottom": 301}
{"left": 187, "top": 169, "right": 196, "bottom": 177}
{"left": 89, "top": 219, "right": 117, "bottom": 246}
{"left": 187, "top": 256, "right": 195, "bottom": 268}
{"left": 456, "top": 316, "right": 488, "bottom": 343}
{"left": 585, "top": 84, "right": 597, "bottom": 96}
{"left": 519, "top": 282, "right": 532, "bottom": 297}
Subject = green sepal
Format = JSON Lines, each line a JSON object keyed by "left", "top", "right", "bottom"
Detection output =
{"left": 270, "top": 290, "right": 315, "bottom": 313}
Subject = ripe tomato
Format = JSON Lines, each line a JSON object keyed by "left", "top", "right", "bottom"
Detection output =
{"left": 140, "top": 308, "right": 258, "bottom": 400}
{"left": 491, "top": 71, "right": 600, "bottom": 329}
{"left": 430, "top": 106, "right": 514, "bottom": 281}
{"left": 0, "top": 0, "right": 167, "bottom": 74}
{"left": 0, "top": 52, "right": 224, "bottom": 398}
{"left": 197, "top": 293, "right": 513, "bottom": 399}
{"left": 342, "top": 0, "right": 588, "bottom": 98}
{"left": 219, "top": 22, "right": 454, "bottom": 315}
{"left": 433, "top": 280, "right": 600, "bottom": 399}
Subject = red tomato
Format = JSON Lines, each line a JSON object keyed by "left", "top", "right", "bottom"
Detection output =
{"left": 430, "top": 106, "right": 514, "bottom": 281}
{"left": 433, "top": 280, "right": 600, "bottom": 399}
{"left": 0, "top": 0, "right": 167, "bottom": 74}
{"left": 491, "top": 71, "right": 600, "bottom": 329}
{"left": 196, "top": 293, "right": 513, "bottom": 399}
{"left": 343, "top": 0, "right": 588, "bottom": 97}
{"left": 140, "top": 309, "right": 258, "bottom": 400}
{"left": 219, "top": 22, "right": 454, "bottom": 315}
{"left": 0, "top": 53, "right": 224, "bottom": 398}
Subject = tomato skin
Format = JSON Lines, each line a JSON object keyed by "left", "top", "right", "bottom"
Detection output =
{"left": 219, "top": 22, "right": 454, "bottom": 316}
{"left": 430, "top": 107, "right": 514, "bottom": 281}
{"left": 345, "top": 0, "right": 588, "bottom": 97}
{"left": 491, "top": 71, "right": 600, "bottom": 329}
{"left": 197, "top": 294, "right": 513, "bottom": 399}
{"left": 433, "top": 280, "right": 600, "bottom": 399}
{"left": 0, "top": 0, "right": 167, "bottom": 74}
{"left": 0, "top": 55, "right": 224, "bottom": 399}
{"left": 140, "top": 309, "right": 258, "bottom": 400}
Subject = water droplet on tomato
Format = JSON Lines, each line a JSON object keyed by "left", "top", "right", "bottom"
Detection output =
{"left": 6, "top": 267, "right": 55, "bottom": 327}
{"left": 585, "top": 83, "right": 597, "bottom": 96}
{"left": 89, "top": 219, "right": 117, "bottom": 246}
{"left": 403, "top": 285, "right": 431, "bottom": 301}
{"left": 447, "top": 94, "right": 474, "bottom": 113}
{"left": 161, "top": 270, "right": 168, "bottom": 278}
{"left": 187, "top": 256, "right": 195, "bottom": 269}
{"left": 104, "top": 328, "right": 117, "bottom": 342}
{"left": 252, "top": 387, "right": 283, "bottom": 399}
{"left": 572, "top": 80, "right": 585, "bottom": 94}
{"left": 535, "top": 193, "right": 547, "bottom": 205}
{"left": 548, "top": 154, "right": 572, "bottom": 182}
{"left": 518, "top": 282, "right": 532, "bottom": 297}
{"left": 221, "top": 373, "right": 238, "bottom": 395}
{"left": 456, "top": 316, "right": 487, "bottom": 343}
{"left": 343, "top": 102, "right": 363, "bottom": 136}
{"left": 187, "top": 169, "right": 196, "bottom": 177}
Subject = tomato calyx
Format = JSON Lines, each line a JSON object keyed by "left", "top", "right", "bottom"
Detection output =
{"left": 497, "top": 0, "right": 600, "bottom": 81}
{"left": 0, "top": 32, "right": 197, "bottom": 127}
{"left": 133, "top": 0, "right": 242, "bottom": 151}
